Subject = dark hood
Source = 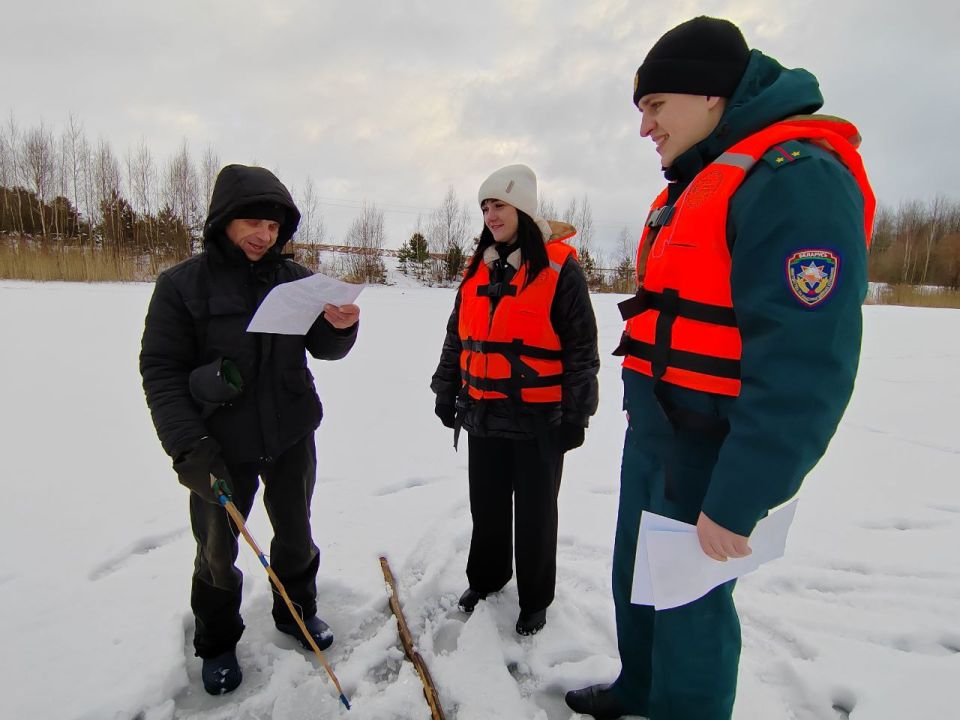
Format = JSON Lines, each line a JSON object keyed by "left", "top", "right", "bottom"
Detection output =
{"left": 667, "top": 50, "right": 824, "bottom": 182}
{"left": 203, "top": 164, "right": 301, "bottom": 251}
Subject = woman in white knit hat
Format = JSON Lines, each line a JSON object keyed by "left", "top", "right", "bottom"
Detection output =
{"left": 430, "top": 164, "right": 600, "bottom": 636}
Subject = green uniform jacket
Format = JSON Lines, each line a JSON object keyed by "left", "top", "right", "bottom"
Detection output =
{"left": 635, "top": 50, "right": 869, "bottom": 535}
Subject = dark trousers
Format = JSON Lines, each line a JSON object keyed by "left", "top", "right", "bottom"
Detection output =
{"left": 466, "top": 432, "right": 564, "bottom": 613}
{"left": 189, "top": 434, "right": 320, "bottom": 658}
{"left": 609, "top": 371, "right": 740, "bottom": 719}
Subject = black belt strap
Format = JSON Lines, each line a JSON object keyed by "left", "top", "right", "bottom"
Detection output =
{"left": 618, "top": 287, "right": 738, "bottom": 325}
{"left": 461, "top": 372, "right": 563, "bottom": 392}
{"left": 612, "top": 335, "right": 740, "bottom": 379}
{"left": 462, "top": 338, "right": 562, "bottom": 361}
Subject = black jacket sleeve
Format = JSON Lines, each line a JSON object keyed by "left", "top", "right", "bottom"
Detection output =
{"left": 550, "top": 257, "right": 600, "bottom": 426}
{"left": 304, "top": 315, "right": 358, "bottom": 360}
{"left": 430, "top": 289, "right": 463, "bottom": 407}
{"left": 139, "top": 272, "right": 207, "bottom": 459}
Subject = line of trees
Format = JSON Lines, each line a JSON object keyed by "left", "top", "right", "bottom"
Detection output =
{"left": 0, "top": 113, "right": 328, "bottom": 278}
{"left": 869, "top": 198, "right": 960, "bottom": 289}
{"left": 3, "top": 112, "right": 959, "bottom": 291}
{"left": 397, "top": 187, "right": 473, "bottom": 284}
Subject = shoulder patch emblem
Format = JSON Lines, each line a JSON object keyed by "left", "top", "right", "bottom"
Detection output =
{"left": 786, "top": 249, "right": 839, "bottom": 306}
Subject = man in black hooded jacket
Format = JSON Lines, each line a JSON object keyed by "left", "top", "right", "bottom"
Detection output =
{"left": 140, "top": 164, "right": 359, "bottom": 695}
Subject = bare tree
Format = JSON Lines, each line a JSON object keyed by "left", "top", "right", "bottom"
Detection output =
{"left": 561, "top": 194, "right": 595, "bottom": 256}
{"left": 575, "top": 195, "right": 594, "bottom": 255}
{"left": 896, "top": 200, "right": 924, "bottom": 284}
{"left": 613, "top": 225, "right": 638, "bottom": 293}
{"left": 92, "top": 139, "right": 122, "bottom": 244}
{"left": 199, "top": 144, "right": 220, "bottom": 215}
{"left": 0, "top": 114, "right": 18, "bottom": 233}
{"left": 4, "top": 113, "right": 27, "bottom": 234}
{"left": 296, "top": 174, "right": 327, "bottom": 245}
{"left": 920, "top": 196, "right": 949, "bottom": 285}
{"left": 427, "top": 186, "right": 471, "bottom": 282}
{"left": 537, "top": 194, "right": 558, "bottom": 223}
{"left": 22, "top": 123, "right": 58, "bottom": 236}
{"left": 342, "top": 202, "right": 386, "bottom": 283}
{"left": 126, "top": 139, "right": 156, "bottom": 217}
{"left": 126, "top": 139, "right": 157, "bottom": 252}
{"left": 64, "top": 116, "right": 96, "bottom": 238}
{"left": 164, "top": 140, "right": 200, "bottom": 241}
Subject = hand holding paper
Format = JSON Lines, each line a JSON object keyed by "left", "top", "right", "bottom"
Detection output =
{"left": 247, "top": 273, "right": 364, "bottom": 335}
{"left": 322, "top": 303, "right": 360, "bottom": 330}
{"left": 696, "top": 512, "right": 752, "bottom": 562}
{"left": 632, "top": 500, "right": 798, "bottom": 610}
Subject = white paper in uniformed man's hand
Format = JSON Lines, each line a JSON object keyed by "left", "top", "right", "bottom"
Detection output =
{"left": 247, "top": 273, "right": 364, "bottom": 335}
{"left": 631, "top": 500, "right": 798, "bottom": 610}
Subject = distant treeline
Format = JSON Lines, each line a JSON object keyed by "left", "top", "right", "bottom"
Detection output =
{"left": 1, "top": 112, "right": 958, "bottom": 293}
{"left": 870, "top": 199, "right": 960, "bottom": 289}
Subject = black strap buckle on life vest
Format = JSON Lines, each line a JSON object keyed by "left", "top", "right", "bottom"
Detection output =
{"left": 645, "top": 205, "right": 675, "bottom": 229}
{"left": 477, "top": 282, "right": 518, "bottom": 299}
{"left": 462, "top": 338, "right": 562, "bottom": 364}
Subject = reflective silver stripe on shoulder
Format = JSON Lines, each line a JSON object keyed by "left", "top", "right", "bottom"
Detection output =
{"left": 714, "top": 152, "right": 756, "bottom": 171}
{"left": 549, "top": 260, "right": 563, "bottom": 273}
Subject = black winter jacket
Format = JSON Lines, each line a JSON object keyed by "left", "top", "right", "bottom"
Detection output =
{"left": 431, "top": 250, "right": 599, "bottom": 438}
{"left": 140, "top": 165, "right": 357, "bottom": 465}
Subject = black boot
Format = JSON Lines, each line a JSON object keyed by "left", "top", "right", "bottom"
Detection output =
{"left": 457, "top": 588, "right": 487, "bottom": 613}
{"left": 564, "top": 684, "right": 636, "bottom": 719}
{"left": 516, "top": 608, "right": 547, "bottom": 636}
{"left": 276, "top": 615, "right": 334, "bottom": 651}
{"left": 201, "top": 649, "right": 242, "bottom": 695}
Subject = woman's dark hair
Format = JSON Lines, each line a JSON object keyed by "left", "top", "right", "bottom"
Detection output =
{"left": 462, "top": 209, "right": 549, "bottom": 289}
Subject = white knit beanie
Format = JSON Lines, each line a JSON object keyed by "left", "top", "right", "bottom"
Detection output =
{"left": 478, "top": 164, "right": 553, "bottom": 239}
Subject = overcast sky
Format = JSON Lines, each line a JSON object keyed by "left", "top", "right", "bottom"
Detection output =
{"left": 4, "top": 0, "right": 958, "bottom": 255}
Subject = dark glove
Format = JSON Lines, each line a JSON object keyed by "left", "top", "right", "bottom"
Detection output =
{"left": 173, "top": 436, "right": 232, "bottom": 504}
{"left": 189, "top": 357, "right": 244, "bottom": 418}
{"left": 560, "top": 422, "right": 585, "bottom": 452}
{"left": 435, "top": 403, "right": 456, "bottom": 429}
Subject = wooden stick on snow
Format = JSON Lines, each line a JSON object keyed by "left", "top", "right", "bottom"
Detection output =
{"left": 379, "top": 556, "right": 447, "bottom": 720}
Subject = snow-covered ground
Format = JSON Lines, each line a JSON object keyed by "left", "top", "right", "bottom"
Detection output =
{"left": 0, "top": 280, "right": 957, "bottom": 720}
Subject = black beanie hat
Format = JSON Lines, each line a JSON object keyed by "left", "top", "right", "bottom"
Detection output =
{"left": 227, "top": 200, "right": 287, "bottom": 225}
{"left": 633, "top": 16, "right": 750, "bottom": 105}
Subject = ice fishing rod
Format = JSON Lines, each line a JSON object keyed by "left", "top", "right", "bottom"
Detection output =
{"left": 211, "top": 475, "right": 351, "bottom": 710}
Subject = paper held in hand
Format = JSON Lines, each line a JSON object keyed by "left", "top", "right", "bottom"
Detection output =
{"left": 247, "top": 272, "right": 364, "bottom": 335}
{"left": 631, "top": 500, "right": 798, "bottom": 610}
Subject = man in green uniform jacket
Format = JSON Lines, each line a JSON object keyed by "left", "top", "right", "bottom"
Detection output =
{"left": 566, "top": 16, "right": 873, "bottom": 720}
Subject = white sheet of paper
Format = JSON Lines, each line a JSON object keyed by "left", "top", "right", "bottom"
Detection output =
{"left": 246, "top": 272, "right": 364, "bottom": 335}
{"left": 631, "top": 511, "right": 696, "bottom": 605}
{"left": 631, "top": 500, "right": 797, "bottom": 610}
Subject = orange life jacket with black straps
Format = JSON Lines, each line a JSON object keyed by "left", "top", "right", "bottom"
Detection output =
{"left": 459, "top": 234, "right": 577, "bottom": 404}
{"left": 614, "top": 117, "right": 876, "bottom": 397}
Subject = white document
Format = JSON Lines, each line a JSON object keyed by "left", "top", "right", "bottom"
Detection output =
{"left": 246, "top": 273, "right": 364, "bottom": 335}
{"left": 631, "top": 500, "right": 797, "bottom": 610}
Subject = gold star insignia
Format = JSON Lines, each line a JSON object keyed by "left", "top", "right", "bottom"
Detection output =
{"left": 791, "top": 151, "right": 801, "bottom": 157}
{"left": 775, "top": 157, "right": 785, "bottom": 164}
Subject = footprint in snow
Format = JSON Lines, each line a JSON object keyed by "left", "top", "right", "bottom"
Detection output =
{"left": 89, "top": 528, "right": 189, "bottom": 580}
{"left": 859, "top": 516, "right": 950, "bottom": 531}
{"left": 372, "top": 475, "right": 448, "bottom": 497}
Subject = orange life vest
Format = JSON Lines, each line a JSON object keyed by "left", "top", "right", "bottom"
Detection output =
{"left": 615, "top": 117, "right": 876, "bottom": 397}
{"left": 459, "top": 236, "right": 577, "bottom": 404}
